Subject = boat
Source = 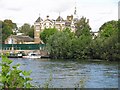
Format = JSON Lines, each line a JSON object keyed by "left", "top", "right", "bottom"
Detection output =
{"left": 22, "top": 52, "right": 41, "bottom": 59}
{"left": 41, "top": 55, "right": 50, "bottom": 58}
{"left": 7, "top": 53, "right": 23, "bottom": 58}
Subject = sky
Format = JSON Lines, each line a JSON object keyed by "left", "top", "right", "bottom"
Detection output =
{"left": 0, "top": 0, "right": 119, "bottom": 31}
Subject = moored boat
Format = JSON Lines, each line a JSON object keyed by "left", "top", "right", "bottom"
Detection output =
{"left": 8, "top": 53, "right": 23, "bottom": 58}
{"left": 22, "top": 53, "right": 41, "bottom": 59}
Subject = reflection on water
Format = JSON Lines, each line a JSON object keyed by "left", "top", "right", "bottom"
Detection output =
{"left": 0, "top": 58, "right": 119, "bottom": 88}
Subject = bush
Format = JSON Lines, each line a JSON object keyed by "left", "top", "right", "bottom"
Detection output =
{"left": 0, "top": 55, "right": 33, "bottom": 89}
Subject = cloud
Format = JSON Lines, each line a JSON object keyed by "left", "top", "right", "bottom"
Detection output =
{"left": 0, "top": 0, "right": 118, "bottom": 31}
{"left": 49, "top": 0, "right": 74, "bottom": 13}
{"left": 0, "top": 0, "right": 24, "bottom": 12}
{"left": 0, "top": 0, "right": 5, "bottom": 9}
{"left": 6, "top": 7, "right": 22, "bottom": 11}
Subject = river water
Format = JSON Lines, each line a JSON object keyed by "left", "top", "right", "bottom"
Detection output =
{"left": 0, "top": 58, "right": 119, "bottom": 88}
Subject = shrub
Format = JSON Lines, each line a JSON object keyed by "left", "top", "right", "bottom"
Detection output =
{"left": 0, "top": 55, "right": 33, "bottom": 89}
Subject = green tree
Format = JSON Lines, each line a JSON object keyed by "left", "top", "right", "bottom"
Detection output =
{"left": 40, "top": 28, "right": 58, "bottom": 43}
{"left": 46, "top": 17, "right": 92, "bottom": 59}
{"left": 73, "top": 17, "right": 92, "bottom": 59}
{"left": 98, "top": 20, "right": 119, "bottom": 61}
{"left": 99, "top": 20, "right": 118, "bottom": 38}
{"left": 1, "top": 19, "right": 18, "bottom": 43}
{"left": 75, "top": 17, "right": 91, "bottom": 37}
{"left": 19, "top": 24, "right": 34, "bottom": 38}
{"left": 0, "top": 55, "right": 33, "bottom": 89}
{"left": 2, "top": 20, "right": 15, "bottom": 43}
{"left": 46, "top": 19, "right": 119, "bottom": 61}
{"left": 19, "top": 23, "right": 31, "bottom": 35}
{"left": 4, "top": 19, "right": 18, "bottom": 35}
{"left": 28, "top": 25, "right": 34, "bottom": 38}
{"left": 72, "top": 35, "right": 92, "bottom": 59}
{"left": 2, "top": 25, "right": 13, "bottom": 43}
{"left": 47, "top": 29, "right": 75, "bottom": 59}
{"left": 4, "top": 19, "right": 17, "bottom": 29}
{"left": 90, "top": 20, "right": 119, "bottom": 61}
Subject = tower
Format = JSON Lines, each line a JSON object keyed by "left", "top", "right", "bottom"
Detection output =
{"left": 73, "top": 2, "right": 78, "bottom": 21}
{"left": 74, "top": 6, "right": 77, "bottom": 15}
{"left": 71, "top": 2, "right": 78, "bottom": 32}
{"left": 34, "top": 16, "right": 43, "bottom": 43}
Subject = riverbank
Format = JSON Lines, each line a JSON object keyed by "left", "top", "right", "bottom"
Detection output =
{"left": 1, "top": 50, "right": 50, "bottom": 58}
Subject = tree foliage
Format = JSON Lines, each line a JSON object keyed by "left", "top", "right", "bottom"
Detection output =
{"left": 19, "top": 23, "right": 31, "bottom": 35}
{"left": 47, "top": 28, "right": 75, "bottom": 59}
{"left": 46, "top": 19, "right": 119, "bottom": 61}
{"left": 99, "top": 20, "right": 118, "bottom": 38}
{"left": 40, "top": 28, "right": 58, "bottom": 43}
{"left": 1, "top": 19, "right": 17, "bottom": 43}
{"left": 19, "top": 23, "right": 34, "bottom": 38}
{"left": 4, "top": 19, "right": 17, "bottom": 30}
{"left": 28, "top": 25, "right": 34, "bottom": 38}
{"left": 46, "top": 20, "right": 92, "bottom": 59}
{"left": 0, "top": 55, "right": 33, "bottom": 89}
{"left": 89, "top": 20, "right": 119, "bottom": 61}
{"left": 75, "top": 17, "right": 91, "bottom": 37}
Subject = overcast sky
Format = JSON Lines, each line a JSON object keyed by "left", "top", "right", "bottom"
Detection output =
{"left": 0, "top": 0, "right": 119, "bottom": 31}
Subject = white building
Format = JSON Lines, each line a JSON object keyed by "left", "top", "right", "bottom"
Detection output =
{"left": 34, "top": 7, "right": 78, "bottom": 43}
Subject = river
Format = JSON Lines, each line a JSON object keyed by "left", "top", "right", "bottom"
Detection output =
{"left": 0, "top": 58, "right": 119, "bottom": 88}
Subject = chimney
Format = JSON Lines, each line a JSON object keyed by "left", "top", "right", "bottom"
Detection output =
{"left": 46, "top": 15, "right": 49, "bottom": 19}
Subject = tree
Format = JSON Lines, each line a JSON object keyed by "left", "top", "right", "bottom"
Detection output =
{"left": 75, "top": 17, "right": 91, "bottom": 37}
{"left": 19, "top": 23, "right": 31, "bottom": 35}
{"left": 1, "top": 19, "right": 18, "bottom": 43}
{"left": 28, "top": 25, "right": 34, "bottom": 38}
{"left": 2, "top": 25, "right": 13, "bottom": 43}
{"left": 99, "top": 20, "right": 118, "bottom": 38}
{"left": 46, "top": 19, "right": 119, "bottom": 61}
{"left": 0, "top": 55, "right": 33, "bottom": 89}
{"left": 4, "top": 19, "right": 16, "bottom": 29}
{"left": 19, "top": 24, "right": 34, "bottom": 38}
{"left": 90, "top": 20, "right": 120, "bottom": 61}
{"left": 72, "top": 17, "right": 92, "bottom": 59}
{"left": 2, "top": 20, "right": 14, "bottom": 43}
{"left": 4, "top": 19, "right": 18, "bottom": 35}
{"left": 47, "top": 28, "right": 92, "bottom": 59}
{"left": 47, "top": 29, "right": 75, "bottom": 59}
{"left": 40, "top": 28, "right": 58, "bottom": 43}
{"left": 46, "top": 17, "right": 92, "bottom": 59}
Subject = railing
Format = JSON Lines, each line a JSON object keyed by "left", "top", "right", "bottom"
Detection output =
{"left": 1, "top": 44, "right": 46, "bottom": 50}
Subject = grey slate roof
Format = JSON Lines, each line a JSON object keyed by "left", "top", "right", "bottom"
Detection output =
{"left": 56, "top": 16, "right": 64, "bottom": 21}
{"left": 12, "top": 35, "right": 34, "bottom": 42}
{"left": 65, "top": 22, "right": 71, "bottom": 27}
{"left": 35, "top": 17, "right": 43, "bottom": 22}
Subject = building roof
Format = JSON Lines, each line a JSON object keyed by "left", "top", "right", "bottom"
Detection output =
{"left": 65, "top": 22, "right": 71, "bottom": 27}
{"left": 11, "top": 35, "right": 34, "bottom": 42}
{"left": 43, "top": 19, "right": 53, "bottom": 23}
{"left": 67, "top": 15, "right": 73, "bottom": 21}
{"left": 73, "top": 18, "right": 78, "bottom": 23}
{"left": 56, "top": 16, "right": 64, "bottom": 21}
{"left": 35, "top": 17, "right": 43, "bottom": 22}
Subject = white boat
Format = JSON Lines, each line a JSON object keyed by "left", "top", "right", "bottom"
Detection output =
{"left": 22, "top": 53, "right": 41, "bottom": 59}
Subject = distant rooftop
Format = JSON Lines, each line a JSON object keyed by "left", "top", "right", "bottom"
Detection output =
{"left": 35, "top": 17, "right": 43, "bottom": 22}
{"left": 56, "top": 16, "right": 64, "bottom": 21}
{"left": 11, "top": 35, "right": 34, "bottom": 42}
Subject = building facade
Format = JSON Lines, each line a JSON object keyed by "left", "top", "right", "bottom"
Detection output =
{"left": 5, "top": 35, "right": 34, "bottom": 44}
{"left": 34, "top": 7, "right": 78, "bottom": 43}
